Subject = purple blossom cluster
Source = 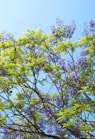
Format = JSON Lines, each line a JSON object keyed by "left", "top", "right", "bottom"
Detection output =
{"left": 56, "top": 18, "right": 64, "bottom": 28}
{"left": 0, "top": 31, "right": 14, "bottom": 43}
{"left": 76, "top": 56, "right": 86, "bottom": 65}
{"left": 83, "top": 20, "right": 95, "bottom": 35}
{"left": 70, "top": 71, "right": 79, "bottom": 82}
{"left": 47, "top": 127, "right": 53, "bottom": 133}
{"left": 64, "top": 71, "right": 80, "bottom": 95}
{"left": 68, "top": 87, "right": 75, "bottom": 95}
{"left": 66, "top": 60, "right": 74, "bottom": 70}
{"left": 53, "top": 96, "right": 63, "bottom": 108}
{"left": 50, "top": 18, "right": 76, "bottom": 38}
{"left": 75, "top": 47, "right": 87, "bottom": 66}
{"left": 64, "top": 23, "right": 76, "bottom": 38}
{"left": 52, "top": 53, "right": 60, "bottom": 63}
{"left": 58, "top": 59, "right": 66, "bottom": 70}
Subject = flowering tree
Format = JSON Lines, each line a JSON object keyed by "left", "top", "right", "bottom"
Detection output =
{"left": 0, "top": 19, "right": 95, "bottom": 139}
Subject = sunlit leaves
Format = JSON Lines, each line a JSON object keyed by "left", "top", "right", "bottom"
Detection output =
{"left": 0, "top": 20, "right": 95, "bottom": 139}
{"left": 0, "top": 116, "right": 6, "bottom": 122}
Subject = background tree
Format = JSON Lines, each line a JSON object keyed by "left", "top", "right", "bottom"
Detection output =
{"left": 0, "top": 18, "right": 95, "bottom": 139}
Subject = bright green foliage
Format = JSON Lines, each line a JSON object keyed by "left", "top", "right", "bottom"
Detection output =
{"left": 0, "top": 24, "right": 94, "bottom": 139}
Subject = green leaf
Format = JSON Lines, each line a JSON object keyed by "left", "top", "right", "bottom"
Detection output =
{"left": 8, "top": 101, "right": 13, "bottom": 107}
{"left": 0, "top": 115, "right": 6, "bottom": 122}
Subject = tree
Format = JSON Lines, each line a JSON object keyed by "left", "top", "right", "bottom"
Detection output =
{"left": 0, "top": 18, "right": 95, "bottom": 139}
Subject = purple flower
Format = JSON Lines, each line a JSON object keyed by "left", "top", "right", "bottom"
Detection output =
{"left": 47, "top": 127, "right": 53, "bottom": 133}
{"left": 68, "top": 87, "right": 75, "bottom": 95}
{"left": 58, "top": 60, "right": 66, "bottom": 70}
{"left": 86, "top": 79, "right": 93, "bottom": 85}
{"left": 55, "top": 96, "right": 62, "bottom": 107}
{"left": 83, "top": 20, "right": 95, "bottom": 35}
{"left": 0, "top": 31, "right": 14, "bottom": 43}
{"left": 67, "top": 60, "right": 74, "bottom": 70}
{"left": 2, "top": 127, "right": 10, "bottom": 134}
{"left": 50, "top": 18, "right": 75, "bottom": 38}
{"left": 55, "top": 125, "right": 62, "bottom": 132}
{"left": 89, "top": 20, "right": 95, "bottom": 28}
{"left": 44, "top": 109, "right": 50, "bottom": 116}
{"left": 52, "top": 54, "right": 60, "bottom": 63}
{"left": 16, "top": 133, "right": 21, "bottom": 139}
{"left": 64, "top": 23, "right": 76, "bottom": 38}
{"left": 38, "top": 118, "right": 45, "bottom": 128}
{"left": 80, "top": 49, "right": 85, "bottom": 56}
{"left": 50, "top": 25, "right": 56, "bottom": 34}
{"left": 70, "top": 71, "right": 79, "bottom": 82}
{"left": 46, "top": 71, "right": 52, "bottom": 77}
{"left": 65, "top": 73, "right": 69, "bottom": 81}
{"left": 83, "top": 28, "right": 89, "bottom": 35}
{"left": 50, "top": 18, "right": 63, "bottom": 33}
{"left": 56, "top": 18, "right": 63, "bottom": 28}
{"left": 80, "top": 46, "right": 86, "bottom": 56}
{"left": 77, "top": 56, "right": 86, "bottom": 65}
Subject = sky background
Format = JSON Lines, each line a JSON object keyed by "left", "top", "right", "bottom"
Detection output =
{"left": 0, "top": 0, "right": 95, "bottom": 40}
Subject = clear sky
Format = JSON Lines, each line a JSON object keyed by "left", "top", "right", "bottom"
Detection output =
{"left": 0, "top": 0, "right": 95, "bottom": 39}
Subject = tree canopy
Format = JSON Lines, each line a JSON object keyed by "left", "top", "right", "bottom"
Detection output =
{"left": 0, "top": 18, "right": 95, "bottom": 139}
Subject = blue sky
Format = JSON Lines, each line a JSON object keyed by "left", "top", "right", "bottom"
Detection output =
{"left": 0, "top": 0, "right": 95, "bottom": 39}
